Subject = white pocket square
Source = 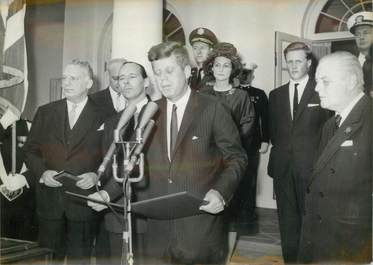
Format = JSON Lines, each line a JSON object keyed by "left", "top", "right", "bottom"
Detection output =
{"left": 97, "top": 124, "right": 104, "bottom": 131}
{"left": 192, "top": 136, "right": 199, "bottom": 140}
{"left": 341, "top": 140, "right": 353, "bottom": 147}
{"left": 307, "top": 103, "right": 319, "bottom": 107}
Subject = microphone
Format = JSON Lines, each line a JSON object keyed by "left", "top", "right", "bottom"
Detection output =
{"left": 114, "top": 104, "right": 137, "bottom": 142}
{"left": 97, "top": 142, "right": 116, "bottom": 179}
{"left": 125, "top": 119, "right": 155, "bottom": 174}
{"left": 135, "top": 102, "right": 158, "bottom": 141}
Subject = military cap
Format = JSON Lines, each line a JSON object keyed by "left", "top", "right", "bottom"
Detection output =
{"left": 189, "top": 27, "right": 218, "bottom": 46}
{"left": 347, "top": 11, "right": 373, "bottom": 34}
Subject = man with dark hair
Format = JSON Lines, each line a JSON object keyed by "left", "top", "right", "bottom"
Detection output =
{"left": 188, "top": 27, "right": 218, "bottom": 90}
{"left": 268, "top": 42, "right": 330, "bottom": 263}
{"left": 90, "top": 58, "right": 127, "bottom": 117}
{"left": 298, "top": 51, "right": 372, "bottom": 264}
{"left": 88, "top": 61, "right": 151, "bottom": 264}
{"left": 24, "top": 59, "right": 104, "bottom": 264}
{"left": 237, "top": 64, "right": 269, "bottom": 223}
{"left": 347, "top": 11, "right": 372, "bottom": 97}
{"left": 143, "top": 41, "right": 247, "bottom": 265}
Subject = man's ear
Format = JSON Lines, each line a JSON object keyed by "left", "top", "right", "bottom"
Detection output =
{"left": 87, "top": 78, "right": 93, "bottom": 90}
{"left": 144, "top": 77, "right": 150, "bottom": 89}
{"left": 184, "top": 65, "right": 191, "bottom": 79}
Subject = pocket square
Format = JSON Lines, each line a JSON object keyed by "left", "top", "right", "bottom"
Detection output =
{"left": 192, "top": 136, "right": 199, "bottom": 140}
{"left": 307, "top": 103, "right": 319, "bottom": 107}
{"left": 341, "top": 140, "right": 353, "bottom": 147}
{"left": 97, "top": 124, "right": 104, "bottom": 131}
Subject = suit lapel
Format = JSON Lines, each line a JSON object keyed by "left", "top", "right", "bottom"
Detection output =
{"left": 283, "top": 83, "right": 292, "bottom": 123}
{"left": 312, "top": 96, "right": 367, "bottom": 175}
{"left": 294, "top": 79, "right": 315, "bottom": 121}
{"left": 158, "top": 99, "right": 170, "bottom": 164}
{"left": 172, "top": 92, "right": 203, "bottom": 159}
{"left": 68, "top": 99, "right": 100, "bottom": 152}
{"left": 53, "top": 100, "right": 68, "bottom": 146}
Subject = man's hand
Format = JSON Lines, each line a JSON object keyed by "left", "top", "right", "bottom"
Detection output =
{"left": 87, "top": 191, "right": 109, "bottom": 212}
{"left": 199, "top": 189, "right": 225, "bottom": 214}
{"left": 41, "top": 170, "right": 62, "bottom": 187}
{"left": 76, "top": 172, "right": 98, "bottom": 190}
{"left": 0, "top": 108, "right": 19, "bottom": 129}
{"left": 259, "top": 142, "right": 269, "bottom": 153}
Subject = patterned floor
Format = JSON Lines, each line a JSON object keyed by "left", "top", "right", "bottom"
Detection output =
{"left": 229, "top": 208, "right": 284, "bottom": 265}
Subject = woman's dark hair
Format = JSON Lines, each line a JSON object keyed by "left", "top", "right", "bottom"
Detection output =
{"left": 203, "top": 42, "right": 242, "bottom": 83}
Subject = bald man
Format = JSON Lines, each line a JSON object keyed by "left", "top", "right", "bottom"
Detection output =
{"left": 90, "top": 58, "right": 127, "bottom": 118}
{"left": 298, "top": 51, "right": 372, "bottom": 264}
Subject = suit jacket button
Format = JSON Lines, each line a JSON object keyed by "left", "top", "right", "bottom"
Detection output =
{"left": 330, "top": 168, "right": 335, "bottom": 174}
{"left": 168, "top": 179, "right": 173, "bottom": 184}
{"left": 306, "top": 187, "right": 310, "bottom": 194}
{"left": 319, "top": 192, "right": 324, "bottom": 198}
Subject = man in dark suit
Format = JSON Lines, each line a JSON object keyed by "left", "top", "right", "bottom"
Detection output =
{"left": 298, "top": 51, "right": 372, "bottom": 264}
{"left": 268, "top": 42, "right": 330, "bottom": 263}
{"left": 0, "top": 119, "right": 38, "bottom": 241}
{"left": 88, "top": 61, "right": 151, "bottom": 264}
{"left": 90, "top": 58, "right": 127, "bottom": 118}
{"left": 238, "top": 64, "right": 269, "bottom": 223}
{"left": 188, "top": 27, "right": 217, "bottom": 90}
{"left": 347, "top": 11, "right": 372, "bottom": 97}
{"left": 141, "top": 41, "right": 247, "bottom": 265}
{"left": 24, "top": 59, "right": 105, "bottom": 264}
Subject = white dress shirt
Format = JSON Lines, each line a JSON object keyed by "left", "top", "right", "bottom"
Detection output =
{"left": 166, "top": 87, "right": 191, "bottom": 160}
{"left": 358, "top": 53, "right": 366, "bottom": 67}
{"left": 337, "top": 92, "right": 364, "bottom": 127}
{"left": 289, "top": 75, "right": 309, "bottom": 120}
{"left": 109, "top": 86, "right": 126, "bottom": 112}
{"left": 66, "top": 97, "right": 88, "bottom": 128}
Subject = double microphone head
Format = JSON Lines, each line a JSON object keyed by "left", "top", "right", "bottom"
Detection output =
{"left": 97, "top": 102, "right": 159, "bottom": 179}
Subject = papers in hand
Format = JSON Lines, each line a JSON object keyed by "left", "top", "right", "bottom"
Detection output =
{"left": 53, "top": 170, "right": 79, "bottom": 185}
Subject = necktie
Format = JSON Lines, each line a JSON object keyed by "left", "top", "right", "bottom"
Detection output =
{"left": 335, "top": 114, "right": 342, "bottom": 130}
{"left": 197, "top": 68, "right": 202, "bottom": 84}
{"left": 170, "top": 104, "right": 178, "bottom": 157}
{"left": 116, "top": 93, "right": 124, "bottom": 112}
{"left": 293, "top": 83, "right": 299, "bottom": 119}
{"left": 69, "top": 103, "right": 78, "bottom": 129}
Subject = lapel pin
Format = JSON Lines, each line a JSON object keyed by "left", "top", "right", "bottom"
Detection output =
{"left": 345, "top": 127, "right": 352, "bottom": 134}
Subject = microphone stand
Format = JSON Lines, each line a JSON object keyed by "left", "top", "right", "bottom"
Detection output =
{"left": 112, "top": 130, "right": 145, "bottom": 265}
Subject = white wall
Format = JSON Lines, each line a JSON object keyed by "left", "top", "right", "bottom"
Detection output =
{"left": 63, "top": 0, "right": 113, "bottom": 92}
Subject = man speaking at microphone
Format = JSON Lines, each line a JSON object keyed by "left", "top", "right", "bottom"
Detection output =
{"left": 142, "top": 41, "right": 247, "bottom": 265}
{"left": 87, "top": 61, "right": 155, "bottom": 264}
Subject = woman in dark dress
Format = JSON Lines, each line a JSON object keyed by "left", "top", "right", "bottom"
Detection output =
{"left": 200, "top": 42, "right": 255, "bottom": 148}
{"left": 200, "top": 42, "right": 255, "bottom": 261}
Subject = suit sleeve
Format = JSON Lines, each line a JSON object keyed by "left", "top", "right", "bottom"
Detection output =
{"left": 268, "top": 91, "right": 276, "bottom": 144}
{"left": 211, "top": 101, "right": 248, "bottom": 203}
{"left": 239, "top": 92, "right": 255, "bottom": 148}
{"left": 259, "top": 90, "right": 270, "bottom": 143}
{"left": 24, "top": 108, "right": 48, "bottom": 180}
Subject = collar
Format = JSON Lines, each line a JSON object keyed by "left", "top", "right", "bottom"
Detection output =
{"left": 166, "top": 87, "right": 191, "bottom": 108}
{"left": 337, "top": 91, "right": 364, "bottom": 126}
{"left": 135, "top": 97, "right": 149, "bottom": 113}
{"left": 66, "top": 97, "right": 88, "bottom": 109}
{"left": 290, "top": 75, "right": 309, "bottom": 88}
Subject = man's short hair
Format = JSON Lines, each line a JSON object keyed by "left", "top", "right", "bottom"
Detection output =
{"left": 284, "top": 42, "right": 312, "bottom": 61}
{"left": 119, "top": 61, "right": 148, "bottom": 79}
{"left": 319, "top": 51, "right": 364, "bottom": 89}
{"left": 148, "top": 41, "right": 190, "bottom": 68}
{"left": 240, "top": 68, "right": 254, "bottom": 82}
{"left": 69, "top": 59, "right": 93, "bottom": 80}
